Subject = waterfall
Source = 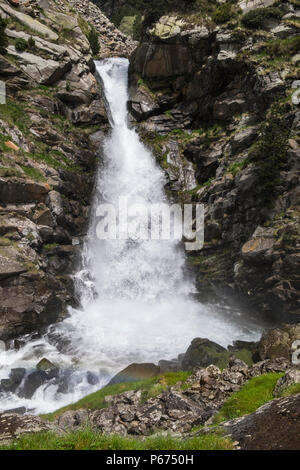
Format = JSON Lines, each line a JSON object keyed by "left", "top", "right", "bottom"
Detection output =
{"left": 0, "top": 58, "right": 263, "bottom": 414}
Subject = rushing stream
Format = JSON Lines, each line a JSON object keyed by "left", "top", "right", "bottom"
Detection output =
{"left": 0, "top": 58, "right": 264, "bottom": 414}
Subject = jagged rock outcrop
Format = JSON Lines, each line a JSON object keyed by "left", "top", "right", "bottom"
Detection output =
{"left": 128, "top": 5, "right": 300, "bottom": 322}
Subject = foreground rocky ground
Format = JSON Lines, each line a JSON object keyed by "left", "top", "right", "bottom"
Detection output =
{"left": 0, "top": 355, "right": 299, "bottom": 449}
{"left": 0, "top": 323, "right": 300, "bottom": 449}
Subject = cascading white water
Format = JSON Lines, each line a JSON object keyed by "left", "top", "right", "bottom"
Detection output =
{"left": 0, "top": 58, "right": 264, "bottom": 414}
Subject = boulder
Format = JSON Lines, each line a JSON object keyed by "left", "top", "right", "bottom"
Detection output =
{"left": 0, "top": 368, "right": 25, "bottom": 393}
{"left": 181, "top": 337, "right": 228, "bottom": 370}
{"left": 108, "top": 363, "right": 160, "bottom": 385}
{"left": 216, "top": 394, "right": 300, "bottom": 450}
{"left": 19, "top": 370, "right": 48, "bottom": 399}
{"left": 253, "top": 324, "right": 300, "bottom": 362}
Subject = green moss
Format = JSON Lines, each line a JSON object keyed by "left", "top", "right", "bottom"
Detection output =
{"left": 0, "top": 429, "right": 234, "bottom": 450}
{"left": 279, "top": 383, "right": 300, "bottom": 397}
{"left": 241, "top": 6, "right": 283, "bottom": 29}
{"left": 20, "top": 165, "right": 45, "bottom": 181}
{"left": 213, "top": 373, "right": 284, "bottom": 424}
{"left": 43, "top": 243, "right": 58, "bottom": 251}
{"left": 227, "top": 159, "right": 248, "bottom": 177}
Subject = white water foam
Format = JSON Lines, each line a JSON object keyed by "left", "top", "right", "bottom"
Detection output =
{"left": 0, "top": 58, "right": 264, "bottom": 414}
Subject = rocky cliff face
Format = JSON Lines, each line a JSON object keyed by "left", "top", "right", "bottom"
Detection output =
{"left": 129, "top": 0, "right": 300, "bottom": 323}
{"left": 0, "top": 0, "right": 135, "bottom": 343}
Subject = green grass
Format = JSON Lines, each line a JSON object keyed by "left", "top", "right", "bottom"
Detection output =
{"left": 41, "top": 372, "right": 192, "bottom": 421}
{"left": 20, "top": 165, "right": 45, "bottom": 181}
{"left": 0, "top": 429, "right": 234, "bottom": 450}
{"left": 213, "top": 373, "right": 284, "bottom": 424}
{"left": 227, "top": 160, "right": 248, "bottom": 177}
{"left": 279, "top": 383, "right": 300, "bottom": 397}
{"left": 0, "top": 101, "right": 29, "bottom": 134}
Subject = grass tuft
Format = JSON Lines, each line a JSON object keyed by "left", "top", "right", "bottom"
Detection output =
{"left": 0, "top": 429, "right": 234, "bottom": 450}
{"left": 213, "top": 373, "right": 284, "bottom": 424}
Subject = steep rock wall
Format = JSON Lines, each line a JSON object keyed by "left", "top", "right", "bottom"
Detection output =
{"left": 0, "top": 0, "right": 133, "bottom": 343}
{"left": 129, "top": 5, "right": 300, "bottom": 322}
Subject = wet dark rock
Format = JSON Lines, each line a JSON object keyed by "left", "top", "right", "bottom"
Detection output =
{"left": 87, "top": 371, "right": 99, "bottom": 386}
{"left": 20, "top": 370, "right": 49, "bottom": 399}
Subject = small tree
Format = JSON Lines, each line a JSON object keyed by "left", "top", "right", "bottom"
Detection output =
{"left": 0, "top": 18, "right": 8, "bottom": 55}
{"left": 87, "top": 26, "right": 100, "bottom": 56}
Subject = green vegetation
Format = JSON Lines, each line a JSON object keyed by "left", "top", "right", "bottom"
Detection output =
{"left": 212, "top": 3, "right": 233, "bottom": 24}
{"left": 250, "top": 101, "right": 291, "bottom": 202}
{"left": 279, "top": 383, "right": 300, "bottom": 397}
{"left": 241, "top": 7, "right": 282, "bottom": 29}
{"left": 43, "top": 243, "right": 58, "bottom": 251}
{"left": 264, "top": 35, "right": 300, "bottom": 59}
{"left": 0, "top": 100, "right": 28, "bottom": 134}
{"left": 15, "top": 37, "right": 28, "bottom": 52}
{"left": 20, "top": 165, "right": 45, "bottom": 181}
{"left": 0, "top": 429, "right": 233, "bottom": 450}
{"left": 227, "top": 159, "right": 248, "bottom": 177}
{"left": 213, "top": 373, "right": 284, "bottom": 424}
{"left": 87, "top": 26, "right": 100, "bottom": 56}
{"left": 0, "top": 17, "right": 8, "bottom": 55}
{"left": 28, "top": 36, "right": 36, "bottom": 50}
{"left": 42, "top": 371, "right": 192, "bottom": 421}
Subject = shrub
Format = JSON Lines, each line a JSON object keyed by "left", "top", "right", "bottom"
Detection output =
{"left": 241, "top": 7, "right": 282, "bottom": 29}
{"left": 212, "top": 3, "right": 233, "bottom": 24}
{"left": 15, "top": 38, "right": 28, "bottom": 52}
{"left": 264, "top": 35, "right": 300, "bottom": 59}
{"left": 87, "top": 26, "right": 100, "bottom": 56}
{"left": 251, "top": 101, "right": 291, "bottom": 202}
{"left": 28, "top": 36, "right": 35, "bottom": 50}
{"left": 0, "top": 17, "right": 8, "bottom": 55}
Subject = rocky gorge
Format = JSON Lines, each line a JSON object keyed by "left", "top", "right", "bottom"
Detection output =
{"left": 0, "top": 0, "right": 299, "bottom": 451}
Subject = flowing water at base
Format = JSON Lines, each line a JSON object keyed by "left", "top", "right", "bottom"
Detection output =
{"left": 0, "top": 59, "right": 265, "bottom": 414}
